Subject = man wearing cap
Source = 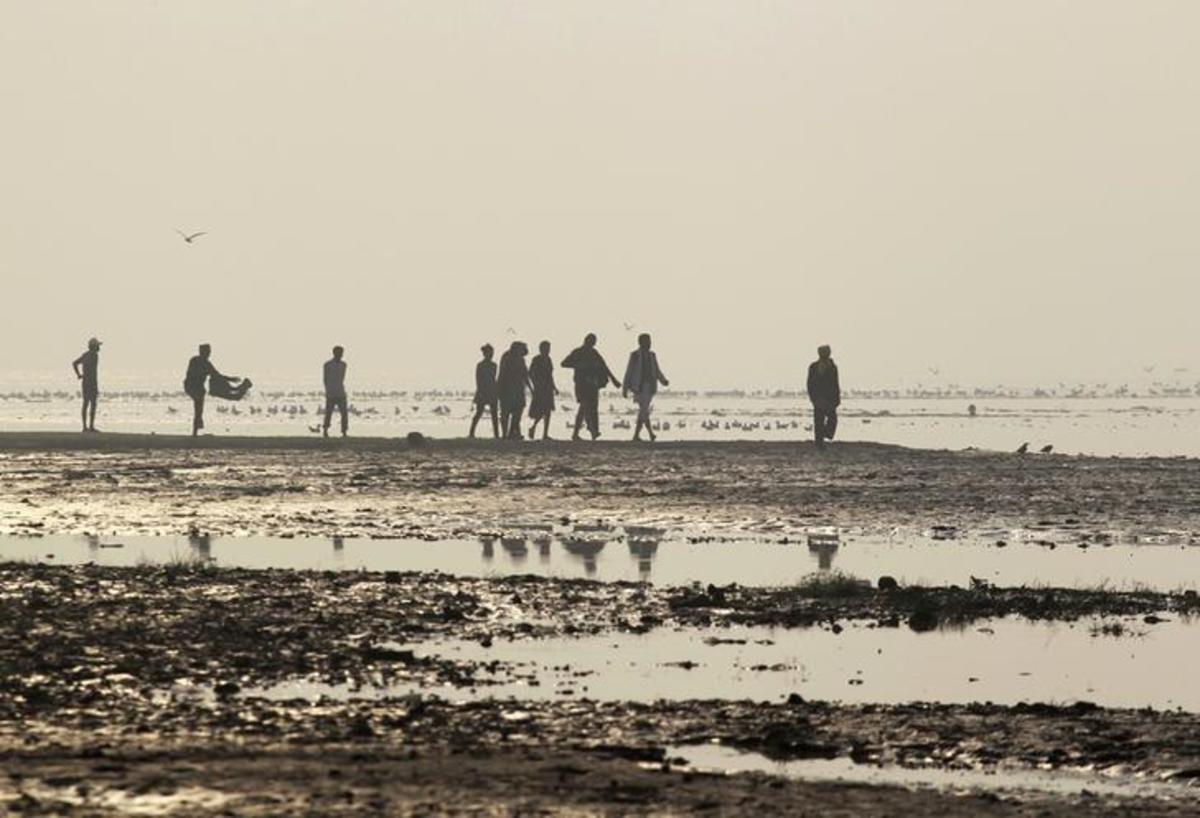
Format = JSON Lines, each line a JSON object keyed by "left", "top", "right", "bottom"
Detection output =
{"left": 71, "top": 338, "right": 102, "bottom": 433}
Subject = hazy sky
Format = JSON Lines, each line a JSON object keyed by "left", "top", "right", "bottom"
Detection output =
{"left": 3, "top": 2, "right": 1198, "bottom": 389}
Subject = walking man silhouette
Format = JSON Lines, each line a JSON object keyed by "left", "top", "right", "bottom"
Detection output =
{"left": 323, "top": 345, "right": 349, "bottom": 438}
{"left": 71, "top": 337, "right": 102, "bottom": 433}
{"left": 806, "top": 344, "right": 841, "bottom": 446}
{"left": 622, "top": 333, "right": 669, "bottom": 442}
{"left": 470, "top": 344, "right": 500, "bottom": 439}
{"left": 184, "top": 344, "right": 251, "bottom": 437}
{"left": 561, "top": 333, "right": 620, "bottom": 441}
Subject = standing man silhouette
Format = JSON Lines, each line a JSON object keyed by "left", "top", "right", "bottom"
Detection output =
{"left": 527, "top": 340, "right": 558, "bottom": 440}
{"left": 561, "top": 333, "right": 620, "bottom": 441}
{"left": 497, "top": 341, "right": 532, "bottom": 440}
{"left": 71, "top": 337, "right": 102, "bottom": 433}
{"left": 622, "top": 333, "right": 669, "bottom": 442}
{"left": 323, "top": 345, "right": 349, "bottom": 438}
{"left": 806, "top": 344, "right": 841, "bottom": 446}
{"left": 469, "top": 344, "right": 500, "bottom": 439}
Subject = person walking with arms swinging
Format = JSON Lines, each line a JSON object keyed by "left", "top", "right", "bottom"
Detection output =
{"left": 622, "top": 333, "right": 669, "bottom": 442}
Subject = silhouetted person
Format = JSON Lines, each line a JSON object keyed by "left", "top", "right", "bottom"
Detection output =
{"left": 497, "top": 341, "right": 532, "bottom": 439}
{"left": 561, "top": 333, "right": 620, "bottom": 441}
{"left": 323, "top": 345, "right": 349, "bottom": 438}
{"left": 71, "top": 337, "right": 101, "bottom": 433}
{"left": 469, "top": 344, "right": 500, "bottom": 439}
{"left": 806, "top": 344, "right": 840, "bottom": 446}
{"left": 527, "top": 340, "right": 558, "bottom": 440}
{"left": 622, "top": 333, "right": 670, "bottom": 442}
{"left": 184, "top": 343, "right": 251, "bottom": 437}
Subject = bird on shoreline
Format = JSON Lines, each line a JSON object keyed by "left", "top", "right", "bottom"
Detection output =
{"left": 1016, "top": 442, "right": 1029, "bottom": 454}
{"left": 175, "top": 229, "right": 207, "bottom": 244}
{"left": 1040, "top": 444, "right": 1054, "bottom": 454}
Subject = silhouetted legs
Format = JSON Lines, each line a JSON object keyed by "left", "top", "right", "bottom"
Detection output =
{"left": 633, "top": 392, "right": 655, "bottom": 442}
{"left": 188, "top": 389, "right": 205, "bottom": 437}
{"left": 80, "top": 391, "right": 98, "bottom": 432}
{"left": 573, "top": 386, "right": 600, "bottom": 440}
{"left": 470, "top": 401, "right": 499, "bottom": 438}
{"left": 503, "top": 400, "right": 526, "bottom": 440}
{"left": 323, "top": 393, "right": 348, "bottom": 437}
{"left": 528, "top": 412, "right": 551, "bottom": 440}
{"left": 813, "top": 407, "right": 838, "bottom": 445}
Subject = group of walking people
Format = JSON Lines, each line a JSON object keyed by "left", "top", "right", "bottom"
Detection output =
{"left": 470, "top": 332, "right": 670, "bottom": 442}
{"left": 67, "top": 335, "right": 841, "bottom": 444}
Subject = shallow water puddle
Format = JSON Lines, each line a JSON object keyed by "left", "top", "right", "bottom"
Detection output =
{"left": 3, "top": 782, "right": 233, "bottom": 815}
{"left": 3, "top": 532, "right": 1200, "bottom": 591}
{"left": 667, "top": 743, "right": 1198, "bottom": 799}
{"left": 246, "top": 617, "right": 1200, "bottom": 711}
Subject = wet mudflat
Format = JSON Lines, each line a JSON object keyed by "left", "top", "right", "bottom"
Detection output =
{"left": 4, "top": 562, "right": 1199, "bottom": 714}
{"left": 1, "top": 436, "right": 1199, "bottom": 545}
{"left": 2, "top": 438, "right": 1199, "bottom": 814}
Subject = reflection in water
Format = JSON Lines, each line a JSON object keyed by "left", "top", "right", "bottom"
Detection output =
{"left": 562, "top": 539, "right": 606, "bottom": 576}
{"left": 628, "top": 540, "right": 660, "bottom": 582}
{"left": 807, "top": 532, "right": 839, "bottom": 570}
{"left": 9, "top": 531, "right": 1200, "bottom": 590}
{"left": 188, "top": 531, "right": 212, "bottom": 561}
{"left": 332, "top": 536, "right": 344, "bottom": 551}
{"left": 500, "top": 538, "right": 528, "bottom": 563}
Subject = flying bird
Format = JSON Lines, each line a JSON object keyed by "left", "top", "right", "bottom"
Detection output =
{"left": 1040, "top": 444, "right": 1053, "bottom": 454}
{"left": 506, "top": 327, "right": 517, "bottom": 335}
{"left": 623, "top": 322, "right": 636, "bottom": 331}
{"left": 1016, "top": 442, "right": 1029, "bottom": 454}
{"left": 175, "top": 229, "right": 207, "bottom": 244}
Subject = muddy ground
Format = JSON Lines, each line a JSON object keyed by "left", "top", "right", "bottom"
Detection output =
{"left": 3, "top": 562, "right": 1200, "bottom": 814}
{"left": 1, "top": 434, "right": 1198, "bottom": 541}
{"left": 3, "top": 436, "right": 1199, "bottom": 814}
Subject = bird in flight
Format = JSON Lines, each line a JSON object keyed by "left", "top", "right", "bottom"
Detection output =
{"left": 506, "top": 327, "right": 517, "bottom": 335}
{"left": 623, "top": 321, "right": 636, "bottom": 331}
{"left": 175, "top": 229, "right": 208, "bottom": 244}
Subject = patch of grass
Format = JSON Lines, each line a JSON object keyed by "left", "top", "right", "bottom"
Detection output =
{"left": 794, "top": 571, "right": 872, "bottom": 598}
{"left": 135, "top": 551, "right": 215, "bottom": 574}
